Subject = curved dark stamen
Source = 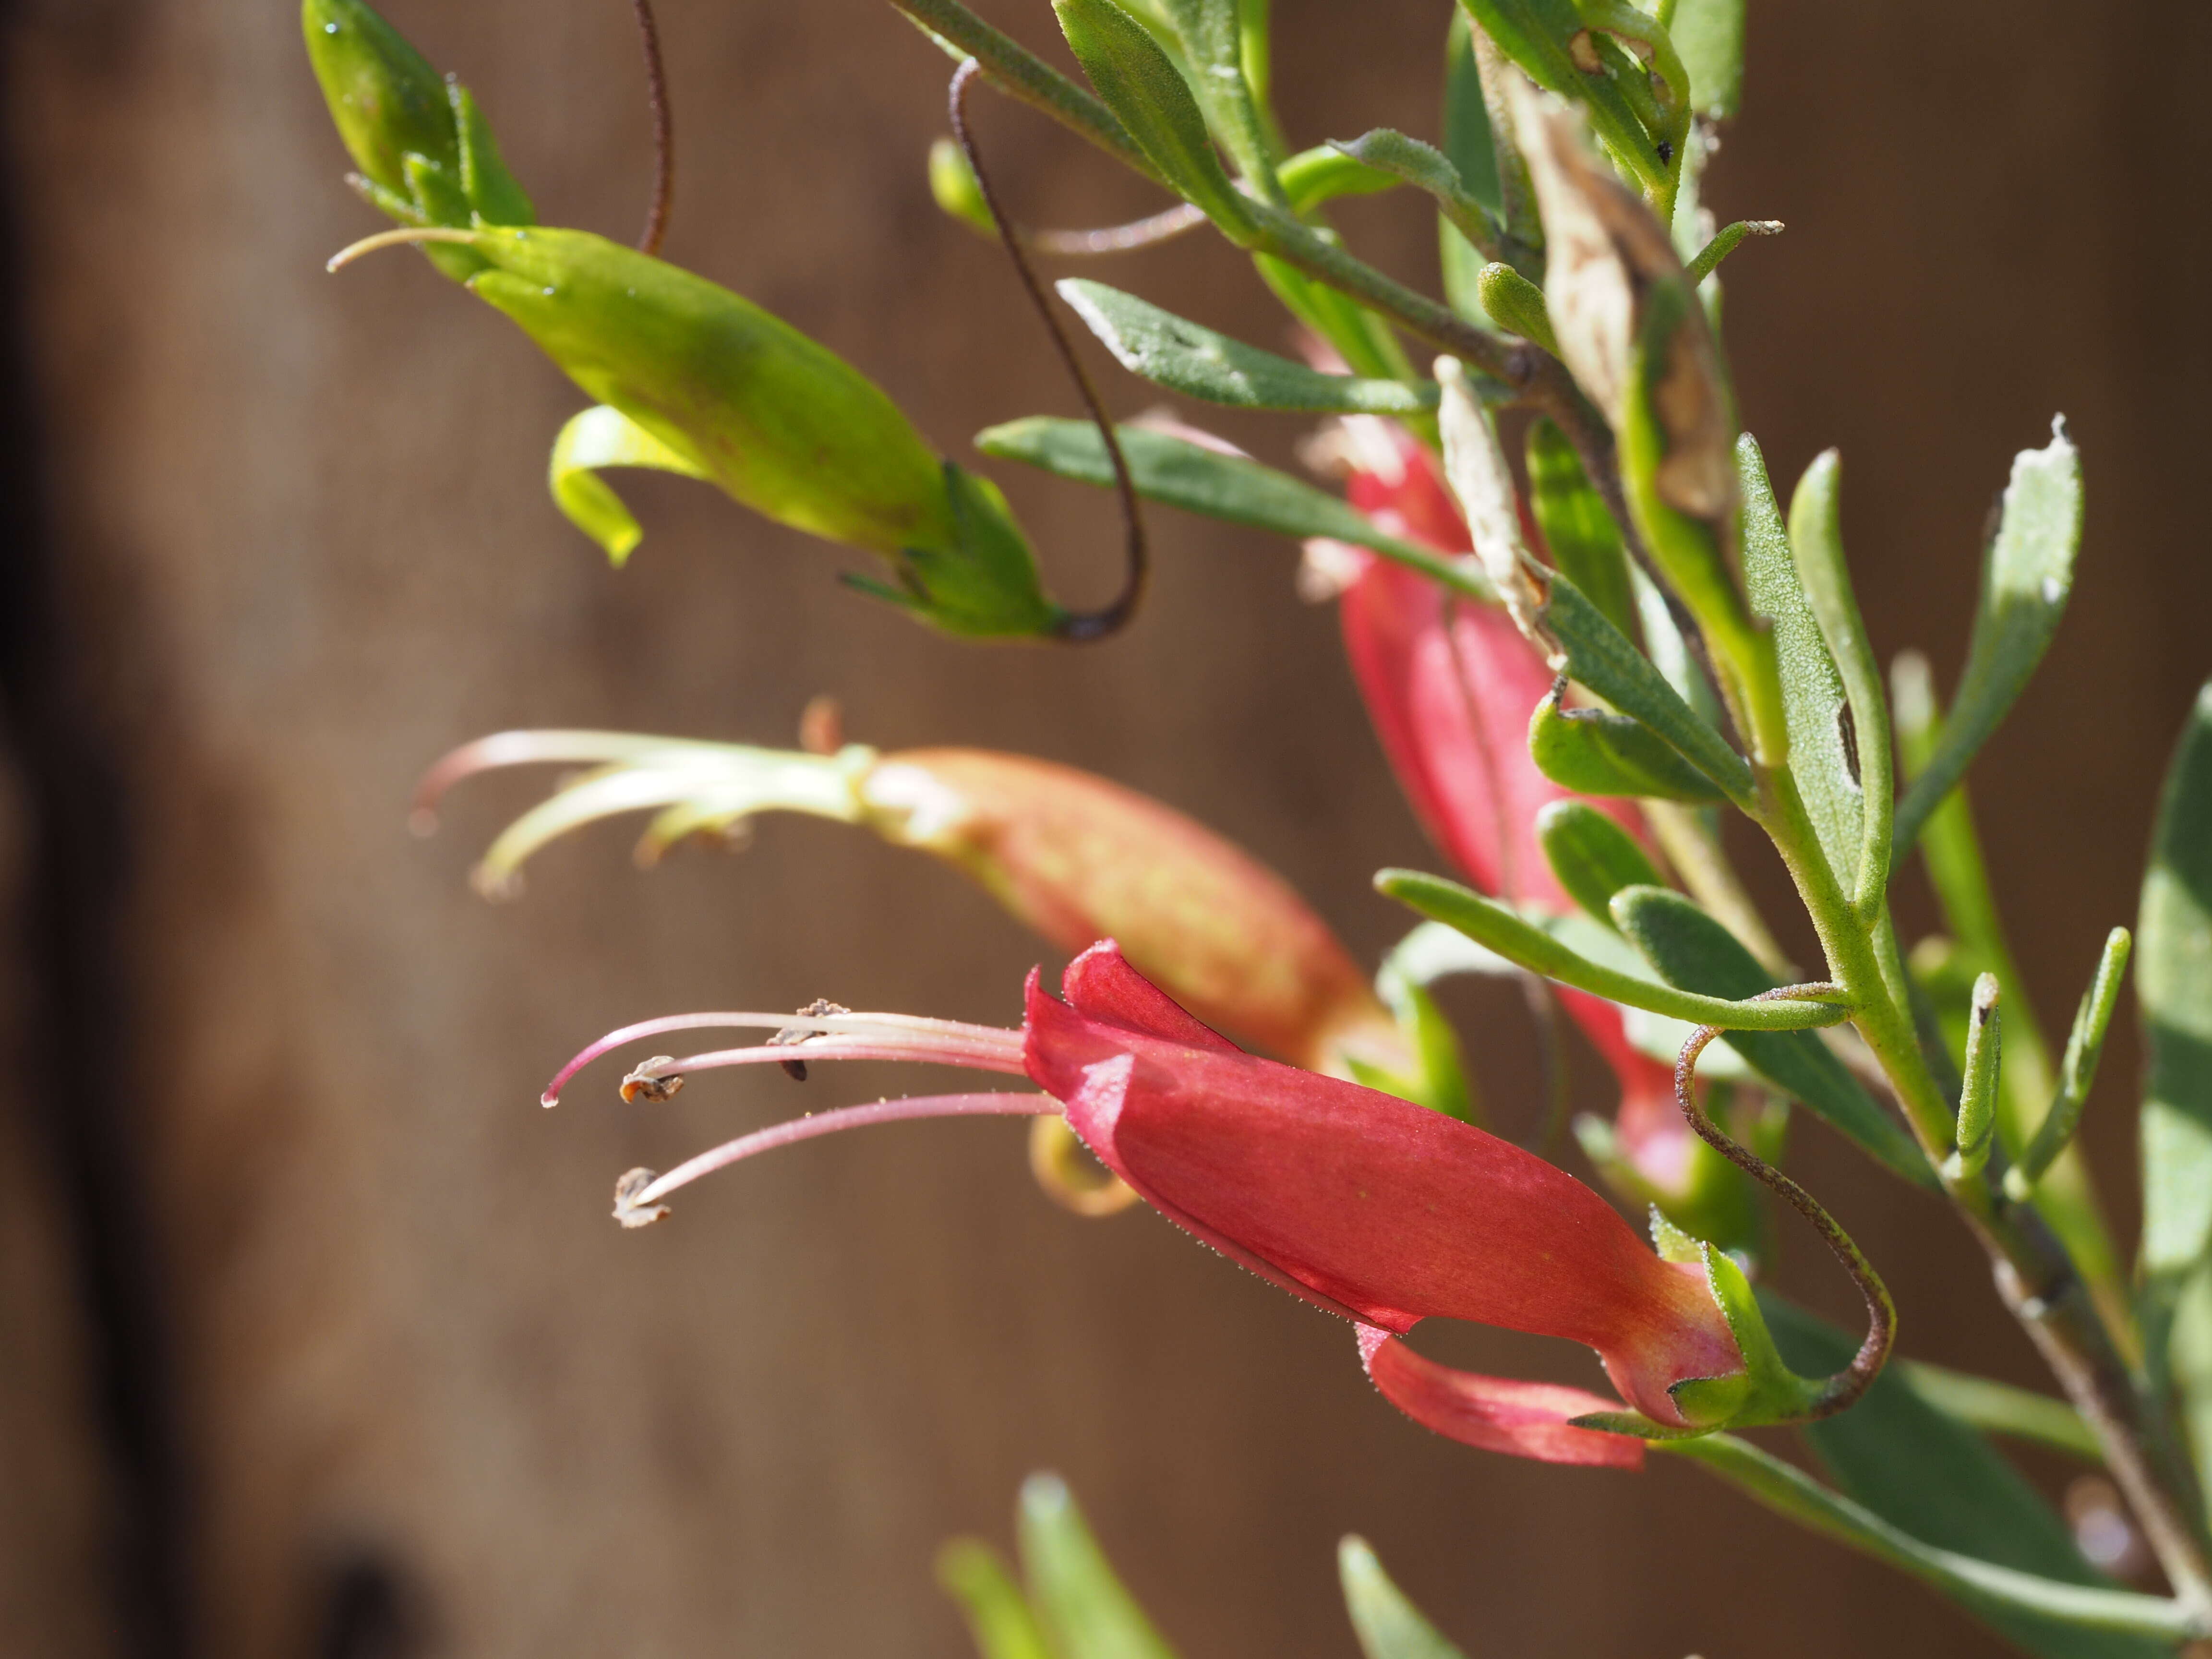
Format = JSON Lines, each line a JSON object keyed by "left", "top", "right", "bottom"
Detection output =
{"left": 1032, "top": 203, "right": 1207, "bottom": 256}
{"left": 1676, "top": 985, "right": 1897, "bottom": 1419}
{"left": 630, "top": 0, "right": 674, "bottom": 255}
{"left": 949, "top": 59, "right": 1148, "bottom": 642}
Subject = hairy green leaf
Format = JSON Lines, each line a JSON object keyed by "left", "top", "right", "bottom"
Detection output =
{"left": 1057, "top": 280, "right": 1437, "bottom": 414}
{"left": 1764, "top": 1298, "right": 2163, "bottom": 1659}
{"left": 1528, "top": 685, "right": 1728, "bottom": 802}
{"left": 1736, "top": 435, "right": 1862, "bottom": 886}
{"left": 1895, "top": 421, "right": 2083, "bottom": 857}
{"left": 1331, "top": 128, "right": 1497, "bottom": 254}
{"left": 1610, "top": 885, "right": 1932, "bottom": 1182}
{"left": 1054, "top": 0, "right": 1253, "bottom": 235}
{"left": 975, "top": 417, "right": 1489, "bottom": 594}
{"left": 1535, "top": 799, "right": 1662, "bottom": 926}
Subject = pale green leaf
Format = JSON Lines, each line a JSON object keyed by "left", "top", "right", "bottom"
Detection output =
{"left": 1017, "top": 1474, "right": 1180, "bottom": 1659}
{"left": 1895, "top": 421, "right": 2083, "bottom": 856}
{"left": 2140, "top": 683, "right": 2212, "bottom": 1280}
{"left": 1337, "top": 1539, "right": 1467, "bottom": 1659}
{"left": 1056, "top": 280, "right": 1437, "bottom": 414}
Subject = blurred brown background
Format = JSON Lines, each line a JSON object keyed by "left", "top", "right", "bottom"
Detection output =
{"left": 1, "top": 0, "right": 2207, "bottom": 1655}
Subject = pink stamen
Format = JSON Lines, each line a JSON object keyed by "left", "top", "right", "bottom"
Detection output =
{"left": 620, "top": 1092, "right": 1055, "bottom": 1220}
{"left": 542, "top": 1010, "right": 1026, "bottom": 1106}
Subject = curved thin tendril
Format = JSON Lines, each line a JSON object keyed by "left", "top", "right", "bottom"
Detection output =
{"left": 1676, "top": 984, "right": 1898, "bottom": 1419}
{"left": 1032, "top": 203, "right": 1207, "bottom": 256}
{"left": 949, "top": 58, "right": 1148, "bottom": 642}
{"left": 629, "top": 0, "right": 674, "bottom": 254}
{"left": 325, "top": 225, "right": 481, "bottom": 272}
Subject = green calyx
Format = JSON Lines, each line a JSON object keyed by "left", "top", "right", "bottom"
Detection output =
{"left": 1574, "top": 1212, "right": 1850, "bottom": 1444}
{"left": 302, "top": 0, "right": 533, "bottom": 279}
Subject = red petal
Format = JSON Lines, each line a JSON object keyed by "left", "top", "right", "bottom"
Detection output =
{"left": 1057, "top": 938, "right": 1240, "bottom": 1052}
{"left": 1358, "top": 1326, "right": 1645, "bottom": 1469}
{"left": 1023, "top": 949, "right": 1743, "bottom": 1422}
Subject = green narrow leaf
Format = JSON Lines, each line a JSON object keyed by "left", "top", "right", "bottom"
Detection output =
{"left": 2009, "top": 927, "right": 2131, "bottom": 1200}
{"left": 1337, "top": 1539, "right": 1467, "bottom": 1659}
{"left": 1528, "top": 685, "right": 1728, "bottom": 802}
{"left": 1536, "top": 799, "right": 1663, "bottom": 926}
{"left": 1377, "top": 869, "right": 1851, "bottom": 1033}
{"left": 1439, "top": 8, "right": 1501, "bottom": 320}
{"left": 1458, "top": 0, "right": 1670, "bottom": 193}
{"left": 1786, "top": 447, "right": 1894, "bottom": 918}
{"left": 1017, "top": 1474, "right": 1180, "bottom": 1659}
{"left": 2140, "top": 683, "right": 2212, "bottom": 1285}
{"left": 1055, "top": 280, "right": 1437, "bottom": 415}
{"left": 1277, "top": 144, "right": 1398, "bottom": 212}
{"left": 1526, "top": 419, "right": 1633, "bottom": 638}
{"left": 1142, "top": 0, "right": 1281, "bottom": 194}
{"left": 1330, "top": 129, "right": 1497, "bottom": 254}
{"left": 1362, "top": 971, "right": 1479, "bottom": 1123}
{"left": 1737, "top": 434, "right": 1862, "bottom": 884}
{"left": 1539, "top": 570, "right": 1755, "bottom": 808}
{"left": 1669, "top": 0, "right": 1745, "bottom": 120}
{"left": 1053, "top": 0, "right": 1254, "bottom": 236}
{"left": 1894, "top": 420, "right": 2083, "bottom": 857}
{"left": 548, "top": 404, "right": 708, "bottom": 565}
{"left": 1609, "top": 885, "right": 1933, "bottom": 1183}
{"left": 1763, "top": 1297, "right": 2164, "bottom": 1659}
{"left": 938, "top": 1539, "right": 1057, "bottom": 1659}
{"left": 974, "top": 417, "right": 1491, "bottom": 596}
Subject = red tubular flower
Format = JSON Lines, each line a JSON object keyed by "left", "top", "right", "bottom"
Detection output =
{"left": 550, "top": 942, "right": 1745, "bottom": 1467}
{"left": 1320, "top": 421, "right": 1696, "bottom": 1203}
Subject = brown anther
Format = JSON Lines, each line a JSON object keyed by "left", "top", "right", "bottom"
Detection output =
{"left": 768, "top": 999, "right": 851, "bottom": 1081}
{"left": 613, "top": 1167, "right": 671, "bottom": 1228}
{"left": 620, "top": 1057, "right": 685, "bottom": 1104}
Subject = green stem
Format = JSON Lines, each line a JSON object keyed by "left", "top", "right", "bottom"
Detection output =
{"left": 1897, "top": 1361, "right": 2103, "bottom": 1463}
{"left": 1757, "top": 762, "right": 2212, "bottom": 1618}
{"left": 1663, "top": 1435, "right": 2204, "bottom": 1640}
{"left": 886, "top": 0, "right": 1159, "bottom": 182}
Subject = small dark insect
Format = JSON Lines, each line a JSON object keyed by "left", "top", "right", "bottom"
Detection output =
{"left": 769, "top": 998, "right": 852, "bottom": 1081}
{"left": 1656, "top": 139, "right": 1673, "bottom": 165}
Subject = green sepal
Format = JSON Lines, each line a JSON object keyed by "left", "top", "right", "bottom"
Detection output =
{"left": 1056, "top": 280, "right": 1438, "bottom": 414}
{"left": 1610, "top": 884, "right": 1935, "bottom": 1184}
{"left": 1535, "top": 798, "right": 1662, "bottom": 926}
{"left": 1677, "top": 1242, "right": 1826, "bottom": 1426}
{"left": 937, "top": 1539, "right": 1056, "bottom": 1659}
{"left": 928, "top": 136, "right": 998, "bottom": 236}
{"left": 303, "top": 0, "right": 456, "bottom": 196}
{"left": 1052, "top": 0, "right": 1254, "bottom": 237}
{"left": 1337, "top": 1538, "right": 1468, "bottom": 1659}
{"left": 1529, "top": 681, "right": 1729, "bottom": 802}
{"left": 305, "top": 0, "right": 532, "bottom": 280}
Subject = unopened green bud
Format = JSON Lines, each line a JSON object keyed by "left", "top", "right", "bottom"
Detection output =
{"left": 927, "top": 138, "right": 997, "bottom": 238}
